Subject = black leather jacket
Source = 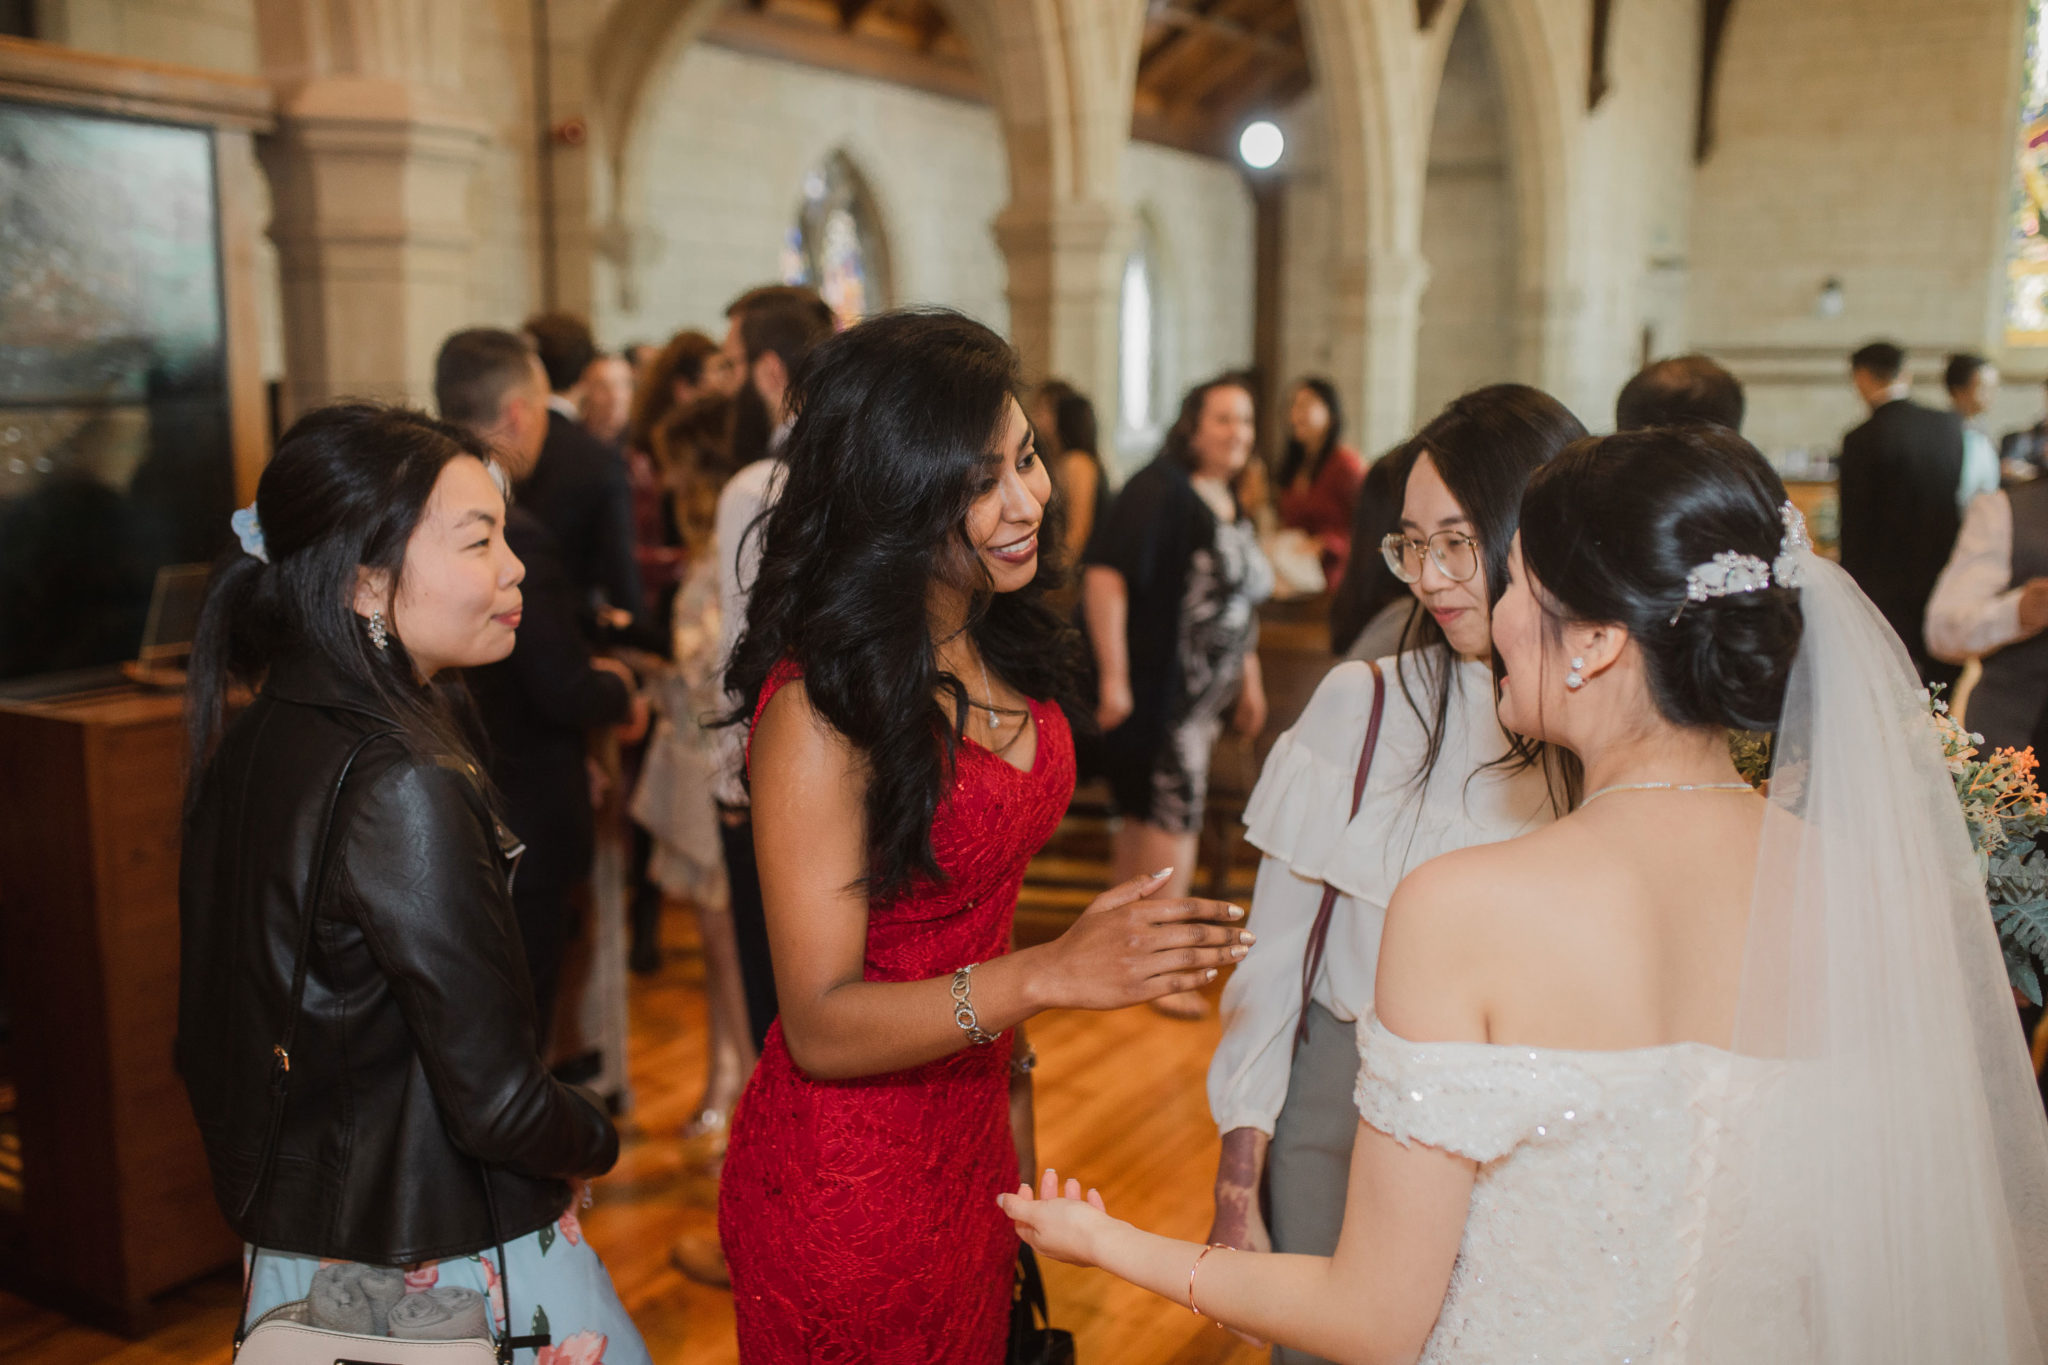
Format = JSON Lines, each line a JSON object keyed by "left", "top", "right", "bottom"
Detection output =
{"left": 177, "top": 652, "right": 618, "bottom": 1264}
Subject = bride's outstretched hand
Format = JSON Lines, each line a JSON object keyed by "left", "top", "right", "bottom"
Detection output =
{"left": 1000, "top": 1168, "right": 1115, "bottom": 1267}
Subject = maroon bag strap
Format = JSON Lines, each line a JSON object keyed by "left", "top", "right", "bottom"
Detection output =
{"left": 1295, "top": 660, "right": 1385, "bottom": 1050}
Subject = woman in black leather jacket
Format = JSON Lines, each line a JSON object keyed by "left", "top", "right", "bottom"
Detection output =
{"left": 178, "top": 404, "right": 650, "bottom": 1362}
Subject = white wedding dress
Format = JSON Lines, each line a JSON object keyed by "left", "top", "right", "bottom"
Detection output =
{"left": 1335, "top": 542, "right": 2048, "bottom": 1364}
{"left": 1354, "top": 1013, "right": 1793, "bottom": 1362}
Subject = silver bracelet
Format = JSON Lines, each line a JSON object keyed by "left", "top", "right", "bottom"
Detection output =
{"left": 951, "top": 963, "right": 995, "bottom": 1046}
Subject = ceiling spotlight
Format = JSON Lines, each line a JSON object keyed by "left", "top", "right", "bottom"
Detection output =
{"left": 1238, "top": 120, "right": 1284, "bottom": 170}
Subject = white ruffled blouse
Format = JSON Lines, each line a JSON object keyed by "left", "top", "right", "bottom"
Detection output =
{"left": 1207, "top": 656, "right": 1553, "bottom": 1136}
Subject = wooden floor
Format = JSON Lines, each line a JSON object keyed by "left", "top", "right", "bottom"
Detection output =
{"left": 0, "top": 903, "right": 1266, "bottom": 1365}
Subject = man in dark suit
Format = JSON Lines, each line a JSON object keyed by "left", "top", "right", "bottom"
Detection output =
{"left": 519, "top": 312, "right": 644, "bottom": 630}
{"left": 1837, "top": 340, "right": 1965, "bottom": 688}
{"left": 434, "top": 327, "right": 646, "bottom": 1041}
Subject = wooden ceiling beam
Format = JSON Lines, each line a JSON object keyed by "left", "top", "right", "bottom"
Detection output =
{"left": 1147, "top": 1, "right": 1298, "bottom": 63}
{"left": 1201, "top": 51, "right": 1308, "bottom": 120}
{"left": 837, "top": 0, "right": 879, "bottom": 28}
{"left": 1138, "top": 0, "right": 1219, "bottom": 76}
{"left": 700, "top": 5, "right": 981, "bottom": 104}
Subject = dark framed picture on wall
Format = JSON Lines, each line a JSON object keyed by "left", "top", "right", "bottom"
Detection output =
{"left": 0, "top": 100, "right": 234, "bottom": 689}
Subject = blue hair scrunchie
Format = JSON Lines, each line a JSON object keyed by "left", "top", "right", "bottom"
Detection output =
{"left": 231, "top": 503, "right": 269, "bottom": 564}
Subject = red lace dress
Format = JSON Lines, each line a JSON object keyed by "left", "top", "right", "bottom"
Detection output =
{"left": 719, "top": 662, "right": 1077, "bottom": 1364}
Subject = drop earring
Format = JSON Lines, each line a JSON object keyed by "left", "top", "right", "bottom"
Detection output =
{"left": 366, "top": 610, "right": 390, "bottom": 651}
{"left": 1565, "top": 657, "right": 1586, "bottom": 691}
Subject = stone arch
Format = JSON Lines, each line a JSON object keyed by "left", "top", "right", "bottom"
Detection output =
{"left": 1412, "top": 1, "right": 1519, "bottom": 419}
{"left": 1423, "top": 0, "right": 1579, "bottom": 399}
{"left": 581, "top": 0, "right": 1147, "bottom": 416}
{"left": 1293, "top": 0, "right": 1428, "bottom": 449}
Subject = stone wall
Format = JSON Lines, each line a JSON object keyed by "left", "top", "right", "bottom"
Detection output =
{"left": 1414, "top": 4, "right": 1515, "bottom": 426}
{"left": 1570, "top": 0, "right": 1700, "bottom": 428}
{"left": 606, "top": 37, "right": 1255, "bottom": 468}
{"left": 1689, "top": 0, "right": 2028, "bottom": 458}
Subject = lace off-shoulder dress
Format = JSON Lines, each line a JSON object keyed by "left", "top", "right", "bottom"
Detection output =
{"left": 1354, "top": 1012, "right": 1794, "bottom": 1362}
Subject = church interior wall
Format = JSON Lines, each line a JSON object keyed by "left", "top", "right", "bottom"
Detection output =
{"left": 30, "top": 0, "right": 257, "bottom": 73}
{"left": 1569, "top": 0, "right": 1700, "bottom": 427}
{"left": 1413, "top": 3, "right": 1516, "bottom": 425}
{"left": 26, "top": 0, "right": 2047, "bottom": 456}
{"left": 1120, "top": 141, "right": 1259, "bottom": 448}
{"left": 599, "top": 41, "right": 1011, "bottom": 347}
{"left": 1689, "top": 0, "right": 2028, "bottom": 461}
{"left": 1272, "top": 91, "right": 1340, "bottom": 433}
{"left": 461, "top": 0, "right": 546, "bottom": 331}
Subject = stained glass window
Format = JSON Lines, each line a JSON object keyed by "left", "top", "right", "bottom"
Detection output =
{"left": 2006, "top": 0, "right": 2048, "bottom": 343}
{"left": 781, "top": 151, "right": 890, "bottom": 328}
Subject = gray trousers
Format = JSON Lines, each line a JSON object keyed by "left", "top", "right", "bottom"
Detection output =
{"left": 1267, "top": 1001, "right": 1359, "bottom": 1365}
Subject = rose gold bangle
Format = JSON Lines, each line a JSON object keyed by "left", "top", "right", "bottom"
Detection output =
{"left": 1188, "top": 1243, "right": 1231, "bottom": 1324}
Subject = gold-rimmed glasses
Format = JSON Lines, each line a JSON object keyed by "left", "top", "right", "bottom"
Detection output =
{"left": 1380, "top": 529, "right": 1481, "bottom": 584}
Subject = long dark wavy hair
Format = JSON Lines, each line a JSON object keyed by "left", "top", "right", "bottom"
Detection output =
{"left": 724, "top": 309, "right": 1088, "bottom": 898}
{"left": 184, "top": 404, "right": 493, "bottom": 799}
{"left": 1274, "top": 376, "right": 1343, "bottom": 489}
{"left": 1391, "top": 384, "right": 1587, "bottom": 806}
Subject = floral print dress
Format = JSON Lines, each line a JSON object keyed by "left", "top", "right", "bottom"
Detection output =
{"left": 242, "top": 1206, "right": 650, "bottom": 1365}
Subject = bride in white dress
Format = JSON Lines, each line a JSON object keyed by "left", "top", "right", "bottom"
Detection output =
{"left": 1005, "top": 425, "right": 2048, "bottom": 1363}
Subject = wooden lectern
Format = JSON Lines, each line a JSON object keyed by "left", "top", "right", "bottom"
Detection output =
{"left": 0, "top": 689, "right": 238, "bottom": 1331}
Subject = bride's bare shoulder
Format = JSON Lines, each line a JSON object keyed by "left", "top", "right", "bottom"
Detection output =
{"left": 1376, "top": 824, "right": 1594, "bottom": 1039}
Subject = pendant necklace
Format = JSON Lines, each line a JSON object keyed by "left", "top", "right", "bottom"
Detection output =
{"left": 975, "top": 655, "right": 1001, "bottom": 733}
{"left": 1580, "top": 780, "right": 1754, "bottom": 808}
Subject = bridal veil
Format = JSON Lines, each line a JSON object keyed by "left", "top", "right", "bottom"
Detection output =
{"left": 1695, "top": 548, "right": 2048, "bottom": 1361}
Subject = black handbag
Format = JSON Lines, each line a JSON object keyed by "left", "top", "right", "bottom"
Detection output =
{"left": 1008, "top": 1245, "right": 1075, "bottom": 1365}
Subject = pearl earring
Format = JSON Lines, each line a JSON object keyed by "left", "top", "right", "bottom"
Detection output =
{"left": 367, "top": 610, "right": 390, "bottom": 651}
{"left": 1566, "top": 657, "right": 1586, "bottom": 691}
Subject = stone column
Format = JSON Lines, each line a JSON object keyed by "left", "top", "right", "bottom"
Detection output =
{"left": 256, "top": 0, "right": 487, "bottom": 416}
{"left": 993, "top": 198, "right": 1133, "bottom": 433}
{"left": 1332, "top": 246, "right": 1432, "bottom": 450}
{"left": 262, "top": 80, "right": 486, "bottom": 414}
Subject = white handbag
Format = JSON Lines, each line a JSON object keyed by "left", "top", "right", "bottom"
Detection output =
{"left": 236, "top": 1317, "right": 502, "bottom": 1365}
{"left": 229, "top": 737, "right": 534, "bottom": 1365}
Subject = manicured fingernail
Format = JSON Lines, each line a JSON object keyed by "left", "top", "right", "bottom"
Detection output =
{"left": 1230, "top": 945, "right": 1248, "bottom": 959}
{"left": 1239, "top": 930, "right": 1256, "bottom": 945}
{"left": 1206, "top": 968, "right": 1219, "bottom": 980}
{"left": 1227, "top": 905, "right": 1246, "bottom": 919}
{"left": 1152, "top": 867, "right": 1174, "bottom": 879}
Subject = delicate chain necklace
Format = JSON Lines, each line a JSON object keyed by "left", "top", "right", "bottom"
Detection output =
{"left": 1580, "top": 780, "right": 1754, "bottom": 808}
{"left": 975, "top": 655, "right": 1001, "bottom": 733}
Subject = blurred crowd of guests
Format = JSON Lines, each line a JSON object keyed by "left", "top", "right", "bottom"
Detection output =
{"left": 441, "top": 297, "right": 2048, "bottom": 1300}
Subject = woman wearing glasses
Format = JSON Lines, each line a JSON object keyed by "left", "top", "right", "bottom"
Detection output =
{"left": 1202, "top": 384, "right": 1584, "bottom": 1365}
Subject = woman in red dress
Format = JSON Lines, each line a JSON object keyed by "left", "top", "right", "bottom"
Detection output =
{"left": 1275, "top": 377, "right": 1369, "bottom": 585}
{"left": 717, "top": 310, "right": 1252, "bottom": 1363}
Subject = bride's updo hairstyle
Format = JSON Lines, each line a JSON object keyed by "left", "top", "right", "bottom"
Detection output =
{"left": 1517, "top": 425, "right": 1803, "bottom": 733}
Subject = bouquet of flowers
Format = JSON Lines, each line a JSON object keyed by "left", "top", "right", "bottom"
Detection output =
{"left": 1929, "top": 699, "right": 2048, "bottom": 1005}
{"left": 1729, "top": 698, "right": 2048, "bottom": 1005}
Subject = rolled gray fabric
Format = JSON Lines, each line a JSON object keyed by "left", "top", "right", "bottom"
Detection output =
{"left": 307, "top": 1264, "right": 375, "bottom": 1335}
{"left": 387, "top": 1286, "right": 491, "bottom": 1341}
{"left": 359, "top": 1266, "right": 406, "bottom": 1334}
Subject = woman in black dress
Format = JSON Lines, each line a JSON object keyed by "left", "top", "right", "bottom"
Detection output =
{"left": 1082, "top": 374, "right": 1275, "bottom": 1018}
